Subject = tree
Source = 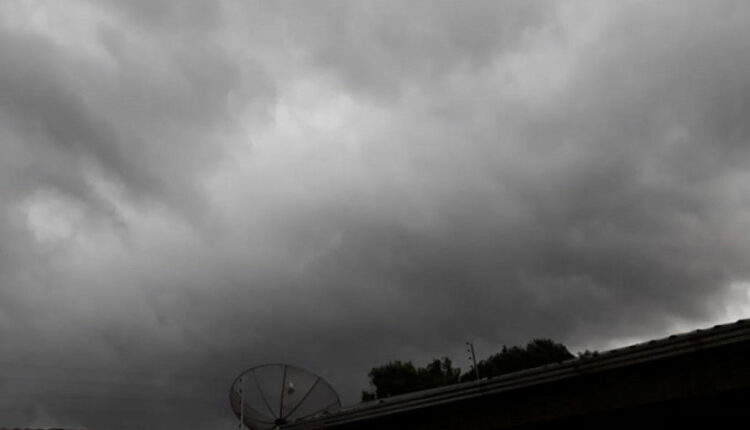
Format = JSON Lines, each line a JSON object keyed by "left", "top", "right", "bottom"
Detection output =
{"left": 361, "top": 390, "right": 376, "bottom": 402}
{"left": 361, "top": 339, "right": 574, "bottom": 401}
{"left": 577, "top": 349, "right": 598, "bottom": 358}
{"left": 461, "top": 338, "right": 574, "bottom": 382}
{"left": 363, "top": 360, "right": 419, "bottom": 400}
{"left": 419, "top": 357, "right": 461, "bottom": 389}
{"left": 361, "top": 357, "right": 460, "bottom": 401}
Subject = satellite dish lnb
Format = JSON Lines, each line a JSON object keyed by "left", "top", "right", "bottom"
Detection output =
{"left": 230, "top": 364, "right": 341, "bottom": 429}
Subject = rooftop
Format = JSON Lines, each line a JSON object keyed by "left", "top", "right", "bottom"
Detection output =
{"left": 287, "top": 318, "right": 750, "bottom": 429}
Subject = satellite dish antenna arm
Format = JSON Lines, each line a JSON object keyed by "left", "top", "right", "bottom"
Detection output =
{"left": 281, "top": 377, "right": 321, "bottom": 421}
{"left": 252, "top": 369, "right": 277, "bottom": 418}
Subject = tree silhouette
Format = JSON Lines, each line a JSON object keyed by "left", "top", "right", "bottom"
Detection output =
{"left": 361, "top": 357, "right": 460, "bottom": 401}
{"left": 420, "top": 357, "right": 461, "bottom": 389}
{"left": 461, "top": 338, "right": 574, "bottom": 382}
{"left": 362, "top": 339, "right": 574, "bottom": 400}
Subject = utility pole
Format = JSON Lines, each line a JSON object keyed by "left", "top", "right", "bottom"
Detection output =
{"left": 466, "top": 342, "right": 479, "bottom": 381}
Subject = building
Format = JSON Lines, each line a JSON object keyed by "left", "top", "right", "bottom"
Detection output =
{"left": 287, "top": 319, "right": 750, "bottom": 429}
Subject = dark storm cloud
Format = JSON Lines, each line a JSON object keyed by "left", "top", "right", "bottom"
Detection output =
{"left": 1, "top": 1, "right": 750, "bottom": 429}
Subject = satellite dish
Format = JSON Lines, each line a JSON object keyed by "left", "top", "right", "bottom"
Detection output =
{"left": 230, "top": 363, "right": 341, "bottom": 429}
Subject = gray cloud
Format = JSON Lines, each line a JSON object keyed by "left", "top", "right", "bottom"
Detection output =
{"left": 1, "top": 1, "right": 750, "bottom": 428}
{"left": 273, "top": 0, "right": 553, "bottom": 97}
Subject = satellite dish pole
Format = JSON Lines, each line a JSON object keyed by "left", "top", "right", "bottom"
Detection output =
{"left": 466, "top": 342, "right": 479, "bottom": 381}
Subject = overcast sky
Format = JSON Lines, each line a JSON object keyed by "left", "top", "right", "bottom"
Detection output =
{"left": 2, "top": 1, "right": 750, "bottom": 428}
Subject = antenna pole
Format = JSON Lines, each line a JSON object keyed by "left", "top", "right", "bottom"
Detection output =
{"left": 238, "top": 377, "right": 244, "bottom": 429}
{"left": 466, "top": 342, "right": 479, "bottom": 381}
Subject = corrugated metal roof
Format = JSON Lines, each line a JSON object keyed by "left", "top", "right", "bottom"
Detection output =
{"left": 286, "top": 318, "right": 750, "bottom": 429}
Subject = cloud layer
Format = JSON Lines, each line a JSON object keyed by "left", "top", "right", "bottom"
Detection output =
{"left": 1, "top": 1, "right": 750, "bottom": 428}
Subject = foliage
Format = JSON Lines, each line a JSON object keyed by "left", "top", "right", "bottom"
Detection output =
{"left": 361, "top": 357, "right": 460, "bottom": 401}
{"left": 461, "top": 338, "right": 574, "bottom": 382}
{"left": 577, "top": 349, "right": 599, "bottom": 358}
{"left": 421, "top": 357, "right": 461, "bottom": 388}
{"left": 361, "top": 339, "right": 575, "bottom": 400}
{"left": 361, "top": 390, "right": 376, "bottom": 402}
